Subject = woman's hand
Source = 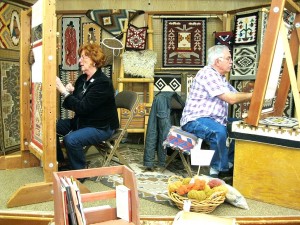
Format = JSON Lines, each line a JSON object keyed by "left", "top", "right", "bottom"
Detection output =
{"left": 56, "top": 76, "right": 67, "bottom": 94}
{"left": 66, "top": 83, "right": 75, "bottom": 92}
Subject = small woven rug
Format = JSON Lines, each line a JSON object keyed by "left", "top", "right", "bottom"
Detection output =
{"left": 88, "top": 144, "right": 205, "bottom": 207}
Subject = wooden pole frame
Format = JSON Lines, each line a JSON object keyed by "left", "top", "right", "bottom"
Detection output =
{"left": 0, "top": 0, "right": 58, "bottom": 207}
{"left": 245, "top": 0, "right": 300, "bottom": 127}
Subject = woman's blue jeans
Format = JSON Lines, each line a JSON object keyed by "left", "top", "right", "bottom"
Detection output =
{"left": 182, "top": 117, "right": 234, "bottom": 172}
{"left": 56, "top": 119, "right": 114, "bottom": 170}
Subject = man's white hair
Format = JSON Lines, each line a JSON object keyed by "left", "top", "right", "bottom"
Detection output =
{"left": 207, "top": 45, "right": 229, "bottom": 65}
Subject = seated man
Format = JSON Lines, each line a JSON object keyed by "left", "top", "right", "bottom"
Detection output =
{"left": 180, "top": 45, "right": 252, "bottom": 178}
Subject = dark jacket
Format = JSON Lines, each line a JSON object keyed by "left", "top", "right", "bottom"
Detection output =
{"left": 143, "top": 92, "right": 185, "bottom": 168}
{"left": 63, "top": 69, "right": 119, "bottom": 130}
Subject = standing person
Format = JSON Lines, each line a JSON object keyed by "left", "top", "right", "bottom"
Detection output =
{"left": 56, "top": 43, "right": 119, "bottom": 171}
{"left": 180, "top": 45, "right": 252, "bottom": 178}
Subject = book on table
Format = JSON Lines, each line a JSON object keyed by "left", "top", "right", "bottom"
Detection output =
{"left": 60, "top": 176, "right": 87, "bottom": 225}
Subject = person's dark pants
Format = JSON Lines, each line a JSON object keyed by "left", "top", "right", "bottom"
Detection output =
{"left": 56, "top": 119, "right": 114, "bottom": 170}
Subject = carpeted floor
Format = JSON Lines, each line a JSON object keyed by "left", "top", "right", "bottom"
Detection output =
{"left": 0, "top": 143, "right": 300, "bottom": 217}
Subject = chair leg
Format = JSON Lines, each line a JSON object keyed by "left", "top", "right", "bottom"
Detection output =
{"left": 161, "top": 150, "right": 179, "bottom": 173}
{"left": 179, "top": 152, "right": 193, "bottom": 177}
{"left": 114, "top": 150, "right": 132, "bottom": 169}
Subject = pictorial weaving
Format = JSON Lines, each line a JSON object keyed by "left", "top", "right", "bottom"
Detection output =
{"left": 82, "top": 22, "right": 101, "bottom": 45}
{"left": 154, "top": 73, "right": 181, "bottom": 96}
{"left": 234, "top": 12, "right": 258, "bottom": 46}
{"left": 0, "top": 60, "right": 20, "bottom": 154}
{"left": 231, "top": 45, "right": 258, "bottom": 80}
{"left": 59, "top": 66, "right": 81, "bottom": 119}
{"left": 214, "top": 31, "right": 234, "bottom": 52}
{"left": 61, "top": 17, "right": 81, "bottom": 70}
{"left": 86, "top": 9, "right": 144, "bottom": 39}
{"left": 163, "top": 18, "right": 206, "bottom": 68}
{"left": 31, "top": 83, "right": 43, "bottom": 148}
{"left": 123, "top": 50, "right": 157, "bottom": 78}
{"left": 125, "top": 23, "right": 147, "bottom": 51}
{"left": 0, "top": 3, "right": 21, "bottom": 49}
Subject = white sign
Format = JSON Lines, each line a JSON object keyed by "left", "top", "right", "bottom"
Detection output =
{"left": 191, "top": 148, "right": 215, "bottom": 166}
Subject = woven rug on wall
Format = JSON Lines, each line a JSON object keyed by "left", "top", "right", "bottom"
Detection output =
{"left": 82, "top": 22, "right": 101, "bottom": 45}
{"left": 86, "top": 9, "right": 144, "bottom": 39}
{"left": 0, "top": 3, "right": 21, "bottom": 49}
{"left": 61, "top": 17, "right": 81, "bottom": 71}
{"left": 125, "top": 23, "right": 147, "bottom": 51}
{"left": 154, "top": 73, "right": 181, "bottom": 96}
{"left": 234, "top": 12, "right": 258, "bottom": 46}
{"left": 0, "top": 60, "right": 20, "bottom": 154}
{"left": 231, "top": 45, "right": 258, "bottom": 80}
{"left": 163, "top": 18, "right": 206, "bottom": 68}
{"left": 59, "top": 67, "right": 81, "bottom": 119}
{"left": 214, "top": 31, "right": 234, "bottom": 52}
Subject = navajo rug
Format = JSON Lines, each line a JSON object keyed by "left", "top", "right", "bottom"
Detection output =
{"left": 86, "top": 9, "right": 144, "bottom": 39}
{"left": 61, "top": 17, "right": 81, "bottom": 70}
{"left": 231, "top": 45, "right": 258, "bottom": 80}
{"left": 88, "top": 144, "right": 209, "bottom": 207}
{"left": 163, "top": 18, "right": 206, "bottom": 68}
{"left": 0, "top": 60, "right": 20, "bottom": 154}
{"left": 214, "top": 31, "right": 233, "bottom": 52}
{"left": 125, "top": 23, "right": 147, "bottom": 51}
{"left": 82, "top": 22, "right": 101, "bottom": 45}
{"left": 234, "top": 12, "right": 258, "bottom": 46}
{"left": 0, "top": 3, "right": 21, "bottom": 50}
{"left": 154, "top": 73, "right": 181, "bottom": 96}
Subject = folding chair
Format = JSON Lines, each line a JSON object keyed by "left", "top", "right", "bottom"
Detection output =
{"left": 162, "top": 126, "right": 203, "bottom": 177}
{"left": 92, "top": 90, "right": 139, "bottom": 169}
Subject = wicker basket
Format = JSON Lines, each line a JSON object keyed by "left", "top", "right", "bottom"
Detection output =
{"left": 168, "top": 176, "right": 226, "bottom": 213}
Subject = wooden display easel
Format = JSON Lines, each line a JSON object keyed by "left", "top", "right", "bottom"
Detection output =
{"left": 245, "top": 0, "right": 300, "bottom": 127}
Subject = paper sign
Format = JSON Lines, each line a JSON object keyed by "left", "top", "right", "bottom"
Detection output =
{"left": 191, "top": 149, "right": 215, "bottom": 166}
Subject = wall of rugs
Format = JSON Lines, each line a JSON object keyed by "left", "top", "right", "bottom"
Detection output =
{"left": 0, "top": 3, "right": 22, "bottom": 154}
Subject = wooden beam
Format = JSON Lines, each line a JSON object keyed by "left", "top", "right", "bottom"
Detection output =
{"left": 245, "top": 0, "right": 286, "bottom": 126}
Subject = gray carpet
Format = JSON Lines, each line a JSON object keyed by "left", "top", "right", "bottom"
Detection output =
{"left": 0, "top": 144, "right": 300, "bottom": 217}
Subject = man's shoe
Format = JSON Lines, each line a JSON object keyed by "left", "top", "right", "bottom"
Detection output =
{"left": 209, "top": 173, "right": 219, "bottom": 178}
{"left": 218, "top": 167, "right": 233, "bottom": 178}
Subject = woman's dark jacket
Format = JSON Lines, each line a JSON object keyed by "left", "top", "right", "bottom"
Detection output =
{"left": 63, "top": 69, "right": 119, "bottom": 130}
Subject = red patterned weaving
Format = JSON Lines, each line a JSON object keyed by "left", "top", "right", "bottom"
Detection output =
{"left": 125, "top": 23, "right": 147, "bottom": 50}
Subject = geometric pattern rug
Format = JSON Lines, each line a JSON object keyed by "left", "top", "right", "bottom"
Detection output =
{"left": 88, "top": 144, "right": 208, "bottom": 207}
{"left": 0, "top": 60, "right": 20, "bottom": 154}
